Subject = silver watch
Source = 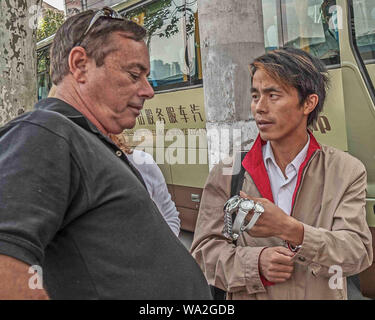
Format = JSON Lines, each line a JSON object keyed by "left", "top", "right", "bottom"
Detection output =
{"left": 241, "top": 201, "right": 265, "bottom": 231}
{"left": 223, "top": 195, "right": 242, "bottom": 240}
{"left": 232, "top": 199, "right": 255, "bottom": 238}
{"left": 285, "top": 240, "right": 302, "bottom": 252}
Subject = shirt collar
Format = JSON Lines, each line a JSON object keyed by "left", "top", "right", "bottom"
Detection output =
{"left": 290, "top": 134, "right": 310, "bottom": 171}
{"left": 35, "top": 97, "right": 110, "bottom": 141}
{"left": 263, "top": 140, "right": 275, "bottom": 167}
{"left": 263, "top": 134, "right": 310, "bottom": 173}
{"left": 34, "top": 98, "right": 149, "bottom": 190}
{"left": 242, "top": 130, "right": 320, "bottom": 202}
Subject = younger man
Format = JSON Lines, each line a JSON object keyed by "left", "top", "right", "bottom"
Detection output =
{"left": 191, "top": 47, "right": 372, "bottom": 299}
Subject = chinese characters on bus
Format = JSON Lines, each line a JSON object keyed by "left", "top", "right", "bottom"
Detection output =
{"left": 137, "top": 104, "right": 204, "bottom": 126}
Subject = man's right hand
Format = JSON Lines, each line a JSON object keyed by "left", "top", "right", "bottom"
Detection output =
{"left": 259, "top": 246, "right": 295, "bottom": 283}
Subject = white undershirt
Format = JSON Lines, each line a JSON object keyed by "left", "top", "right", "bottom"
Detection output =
{"left": 262, "top": 135, "right": 310, "bottom": 215}
{"left": 127, "top": 149, "right": 180, "bottom": 236}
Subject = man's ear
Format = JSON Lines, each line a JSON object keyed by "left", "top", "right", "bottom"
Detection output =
{"left": 303, "top": 94, "right": 319, "bottom": 116}
{"left": 68, "top": 47, "right": 90, "bottom": 83}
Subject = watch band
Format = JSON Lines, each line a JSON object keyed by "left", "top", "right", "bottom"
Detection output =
{"left": 242, "top": 202, "right": 264, "bottom": 231}
{"left": 241, "top": 210, "right": 262, "bottom": 231}
{"left": 232, "top": 206, "right": 248, "bottom": 240}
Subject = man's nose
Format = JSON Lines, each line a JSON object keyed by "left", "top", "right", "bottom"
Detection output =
{"left": 139, "top": 78, "right": 155, "bottom": 100}
{"left": 254, "top": 95, "right": 267, "bottom": 113}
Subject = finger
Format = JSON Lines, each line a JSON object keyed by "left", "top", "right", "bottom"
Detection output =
{"left": 248, "top": 227, "right": 267, "bottom": 238}
{"left": 273, "top": 256, "right": 294, "bottom": 266}
{"left": 239, "top": 191, "right": 262, "bottom": 202}
{"left": 269, "top": 263, "right": 294, "bottom": 273}
{"left": 244, "top": 212, "right": 254, "bottom": 223}
{"left": 240, "top": 191, "right": 269, "bottom": 204}
{"left": 275, "top": 246, "right": 295, "bottom": 257}
{"left": 239, "top": 191, "right": 256, "bottom": 200}
{"left": 267, "top": 271, "right": 293, "bottom": 280}
{"left": 272, "top": 253, "right": 294, "bottom": 266}
{"left": 267, "top": 277, "right": 290, "bottom": 283}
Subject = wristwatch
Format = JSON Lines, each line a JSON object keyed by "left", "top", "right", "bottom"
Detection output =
{"left": 223, "top": 195, "right": 242, "bottom": 214}
{"left": 241, "top": 202, "right": 265, "bottom": 231}
{"left": 223, "top": 195, "right": 242, "bottom": 240}
{"left": 232, "top": 199, "right": 255, "bottom": 238}
{"left": 285, "top": 241, "right": 302, "bottom": 252}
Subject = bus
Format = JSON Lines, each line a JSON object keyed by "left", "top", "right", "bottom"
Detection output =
{"left": 37, "top": 0, "right": 375, "bottom": 297}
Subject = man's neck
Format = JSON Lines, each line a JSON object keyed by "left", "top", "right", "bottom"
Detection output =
{"left": 54, "top": 82, "right": 108, "bottom": 136}
{"left": 269, "top": 131, "right": 309, "bottom": 176}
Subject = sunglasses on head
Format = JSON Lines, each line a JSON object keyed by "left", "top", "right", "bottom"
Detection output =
{"left": 74, "top": 7, "right": 124, "bottom": 47}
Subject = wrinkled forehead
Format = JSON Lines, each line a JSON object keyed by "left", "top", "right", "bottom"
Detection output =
{"left": 106, "top": 31, "right": 147, "bottom": 50}
{"left": 106, "top": 33, "right": 150, "bottom": 72}
{"left": 106, "top": 31, "right": 149, "bottom": 57}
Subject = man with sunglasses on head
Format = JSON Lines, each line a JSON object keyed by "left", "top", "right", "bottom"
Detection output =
{"left": 0, "top": 8, "right": 211, "bottom": 300}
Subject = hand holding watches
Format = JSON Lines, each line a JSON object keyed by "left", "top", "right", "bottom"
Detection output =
{"left": 222, "top": 195, "right": 264, "bottom": 241}
{"left": 223, "top": 196, "right": 302, "bottom": 252}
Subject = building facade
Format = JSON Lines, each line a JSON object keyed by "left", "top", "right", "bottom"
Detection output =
{"left": 65, "top": 0, "right": 120, "bottom": 16}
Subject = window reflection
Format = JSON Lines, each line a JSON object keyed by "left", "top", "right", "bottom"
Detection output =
{"left": 262, "top": 0, "right": 341, "bottom": 66}
{"left": 37, "top": 48, "right": 51, "bottom": 100}
{"left": 37, "top": 73, "right": 51, "bottom": 100}
{"left": 262, "top": 0, "right": 279, "bottom": 51}
{"left": 124, "top": 0, "right": 202, "bottom": 91}
{"left": 282, "top": 0, "right": 340, "bottom": 65}
{"left": 353, "top": 0, "right": 375, "bottom": 62}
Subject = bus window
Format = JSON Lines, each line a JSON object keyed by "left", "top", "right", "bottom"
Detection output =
{"left": 262, "top": 0, "right": 279, "bottom": 52}
{"left": 352, "top": 0, "right": 375, "bottom": 63}
{"left": 281, "top": 0, "right": 340, "bottom": 66}
{"left": 124, "top": 0, "right": 202, "bottom": 91}
{"left": 37, "top": 47, "right": 51, "bottom": 100}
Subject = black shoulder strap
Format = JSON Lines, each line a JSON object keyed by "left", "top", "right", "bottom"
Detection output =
{"left": 210, "top": 151, "right": 248, "bottom": 300}
{"left": 230, "top": 151, "right": 247, "bottom": 197}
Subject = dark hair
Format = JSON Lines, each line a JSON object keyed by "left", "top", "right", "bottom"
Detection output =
{"left": 50, "top": 9, "right": 147, "bottom": 85}
{"left": 249, "top": 47, "right": 329, "bottom": 127}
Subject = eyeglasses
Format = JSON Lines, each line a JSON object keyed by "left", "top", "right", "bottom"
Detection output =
{"left": 75, "top": 7, "right": 124, "bottom": 47}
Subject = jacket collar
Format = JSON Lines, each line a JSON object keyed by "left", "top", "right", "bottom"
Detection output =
{"left": 242, "top": 130, "right": 321, "bottom": 205}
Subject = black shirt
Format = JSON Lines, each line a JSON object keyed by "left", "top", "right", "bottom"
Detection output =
{"left": 0, "top": 98, "right": 211, "bottom": 299}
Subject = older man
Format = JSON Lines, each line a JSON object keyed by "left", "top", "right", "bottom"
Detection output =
{"left": 191, "top": 47, "right": 373, "bottom": 299}
{"left": 0, "top": 7, "right": 211, "bottom": 299}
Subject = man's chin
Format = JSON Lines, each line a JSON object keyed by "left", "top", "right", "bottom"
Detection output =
{"left": 106, "top": 121, "right": 136, "bottom": 135}
{"left": 119, "top": 119, "right": 137, "bottom": 131}
{"left": 259, "top": 132, "right": 271, "bottom": 142}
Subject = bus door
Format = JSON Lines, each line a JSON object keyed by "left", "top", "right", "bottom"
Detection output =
{"left": 340, "top": 0, "right": 375, "bottom": 298}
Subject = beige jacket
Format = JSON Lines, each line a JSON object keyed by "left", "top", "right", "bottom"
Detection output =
{"left": 191, "top": 134, "right": 373, "bottom": 300}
